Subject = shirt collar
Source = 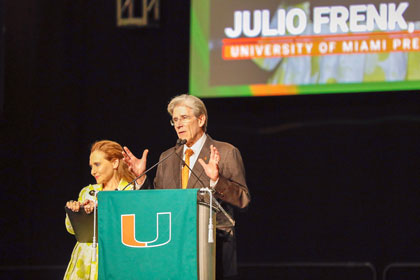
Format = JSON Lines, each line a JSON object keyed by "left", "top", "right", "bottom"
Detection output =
{"left": 183, "top": 133, "right": 207, "bottom": 156}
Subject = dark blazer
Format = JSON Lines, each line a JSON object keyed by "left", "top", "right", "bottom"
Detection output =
{"left": 153, "top": 134, "right": 251, "bottom": 277}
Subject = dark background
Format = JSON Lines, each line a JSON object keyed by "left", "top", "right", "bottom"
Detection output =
{"left": 1, "top": 1, "right": 420, "bottom": 279}
{"left": 0, "top": 0, "right": 3, "bottom": 116}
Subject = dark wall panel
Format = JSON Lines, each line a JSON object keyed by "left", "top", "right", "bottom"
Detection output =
{"left": 0, "top": 0, "right": 3, "bottom": 117}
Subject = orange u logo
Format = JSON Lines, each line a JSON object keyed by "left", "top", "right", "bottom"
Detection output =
{"left": 121, "top": 212, "right": 172, "bottom": 248}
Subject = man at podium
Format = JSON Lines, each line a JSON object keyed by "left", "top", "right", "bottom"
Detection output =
{"left": 123, "top": 94, "right": 251, "bottom": 279}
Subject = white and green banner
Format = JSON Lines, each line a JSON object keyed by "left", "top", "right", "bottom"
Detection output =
{"left": 98, "top": 189, "right": 198, "bottom": 280}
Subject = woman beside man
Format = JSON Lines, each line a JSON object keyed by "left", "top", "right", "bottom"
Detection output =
{"left": 63, "top": 140, "right": 137, "bottom": 280}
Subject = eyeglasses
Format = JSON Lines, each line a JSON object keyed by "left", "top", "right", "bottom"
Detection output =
{"left": 170, "top": 115, "right": 194, "bottom": 126}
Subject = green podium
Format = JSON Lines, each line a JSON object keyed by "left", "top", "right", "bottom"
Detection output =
{"left": 97, "top": 189, "right": 215, "bottom": 280}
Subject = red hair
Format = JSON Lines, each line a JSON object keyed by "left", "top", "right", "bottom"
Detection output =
{"left": 90, "top": 140, "right": 135, "bottom": 183}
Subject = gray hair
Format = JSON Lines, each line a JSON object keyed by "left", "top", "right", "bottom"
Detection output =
{"left": 167, "top": 94, "right": 208, "bottom": 132}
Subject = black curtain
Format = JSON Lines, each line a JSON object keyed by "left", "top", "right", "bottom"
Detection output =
{"left": 1, "top": 1, "right": 420, "bottom": 278}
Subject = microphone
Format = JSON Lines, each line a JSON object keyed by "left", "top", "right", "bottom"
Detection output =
{"left": 174, "top": 151, "right": 214, "bottom": 242}
{"left": 121, "top": 139, "right": 187, "bottom": 190}
{"left": 177, "top": 138, "right": 187, "bottom": 146}
{"left": 176, "top": 154, "right": 235, "bottom": 229}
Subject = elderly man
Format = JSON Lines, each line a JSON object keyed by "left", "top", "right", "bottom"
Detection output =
{"left": 123, "top": 94, "right": 251, "bottom": 279}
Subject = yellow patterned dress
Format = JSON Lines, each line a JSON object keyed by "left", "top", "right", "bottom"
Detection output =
{"left": 63, "top": 180, "right": 134, "bottom": 280}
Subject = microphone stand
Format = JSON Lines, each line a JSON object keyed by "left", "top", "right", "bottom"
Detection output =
{"left": 122, "top": 139, "right": 187, "bottom": 190}
{"left": 199, "top": 187, "right": 214, "bottom": 243}
{"left": 92, "top": 191, "right": 98, "bottom": 262}
{"left": 174, "top": 152, "right": 236, "bottom": 242}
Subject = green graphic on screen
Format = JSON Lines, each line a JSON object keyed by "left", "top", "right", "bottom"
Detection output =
{"left": 189, "top": 0, "right": 420, "bottom": 97}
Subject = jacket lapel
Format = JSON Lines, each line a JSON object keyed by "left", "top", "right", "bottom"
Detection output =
{"left": 187, "top": 136, "right": 211, "bottom": 188}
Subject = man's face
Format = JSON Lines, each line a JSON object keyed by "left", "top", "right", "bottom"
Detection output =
{"left": 172, "top": 105, "right": 205, "bottom": 147}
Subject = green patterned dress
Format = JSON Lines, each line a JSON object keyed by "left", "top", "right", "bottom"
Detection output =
{"left": 63, "top": 179, "right": 134, "bottom": 280}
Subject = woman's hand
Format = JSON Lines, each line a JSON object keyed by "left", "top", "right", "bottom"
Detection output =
{"left": 82, "top": 199, "right": 96, "bottom": 214}
{"left": 66, "top": 200, "right": 81, "bottom": 212}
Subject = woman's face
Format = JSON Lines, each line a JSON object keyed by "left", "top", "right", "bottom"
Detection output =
{"left": 89, "top": 150, "right": 118, "bottom": 186}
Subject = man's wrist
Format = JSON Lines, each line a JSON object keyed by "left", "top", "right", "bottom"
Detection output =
{"left": 135, "top": 175, "right": 146, "bottom": 189}
{"left": 210, "top": 177, "right": 219, "bottom": 188}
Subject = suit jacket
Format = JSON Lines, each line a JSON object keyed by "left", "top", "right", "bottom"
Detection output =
{"left": 153, "top": 134, "right": 251, "bottom": 277}
{"left": 154, "top": 135, "right": 250, "bottom": 217}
